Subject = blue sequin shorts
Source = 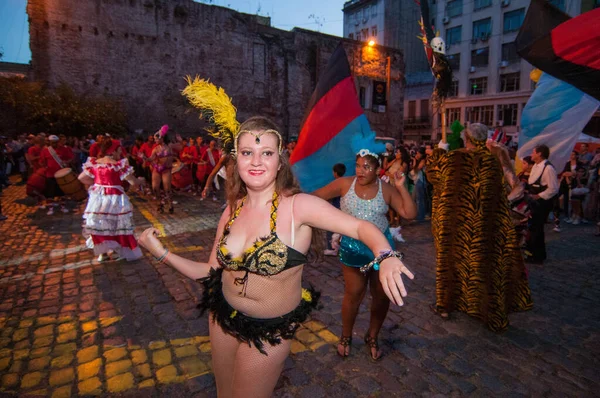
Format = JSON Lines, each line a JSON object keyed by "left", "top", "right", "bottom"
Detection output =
{"left": 339, "top": 229, "right": 395, "bottom": 268}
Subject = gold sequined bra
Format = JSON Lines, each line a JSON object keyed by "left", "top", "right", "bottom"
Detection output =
{"left": 217, "top": 192, "right": 307, "bottom": 279}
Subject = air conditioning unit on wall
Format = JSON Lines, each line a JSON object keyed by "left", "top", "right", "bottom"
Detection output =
{"left": 469, "top": 66, "right": 476, "bottom": 73}
{"left": 499, "top": 60, "right": 509, "bottom": 68}
{"left": 501, "top": 0, "right": 510, "bottom": 7}
{"left": 442, "top": 16, "right": 450, "bottom": 24}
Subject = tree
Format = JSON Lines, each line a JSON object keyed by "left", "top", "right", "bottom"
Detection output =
{"left": 0, "top": 77, "right": 127, "bottom": 137}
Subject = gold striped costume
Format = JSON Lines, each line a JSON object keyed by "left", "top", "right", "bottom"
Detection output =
{"left": 426, "top": 145, "right": 533, "bottom": 331}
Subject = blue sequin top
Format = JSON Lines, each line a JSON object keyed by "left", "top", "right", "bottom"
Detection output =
{"left": 340, "top": 178, "right": 389, "bottom": 232}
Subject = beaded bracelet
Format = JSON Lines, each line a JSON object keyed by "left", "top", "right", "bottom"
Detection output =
{"left": 359, "top": 250, "right": 404, "bottom": 274}
{"left": 154, "top": 248, "right": 169, "bottom": 263}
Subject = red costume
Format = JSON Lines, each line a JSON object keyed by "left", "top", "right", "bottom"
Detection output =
{"left": 40, "top": 146, "right": 74, "bottom": 178}
{"left": 27, "top": 146, "right": 43, "bottom": 170}
{"left": 82, "top": 158, "right": 142, "bottom": 261}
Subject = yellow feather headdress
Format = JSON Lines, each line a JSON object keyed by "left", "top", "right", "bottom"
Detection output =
{"left": 182, "top": 76, "right": 283, "bottom": 155}
{"left": 182, "top": 76, "right": 240, "bottom": 153}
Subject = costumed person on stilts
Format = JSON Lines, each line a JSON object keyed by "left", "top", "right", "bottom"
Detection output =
{"left": 137, "top": 77, "right": 414, "bottom": 398}
{"left": 79, "top": 138, "right": 145, "bottom": 262}
{"left": 426, "top": 123, "right": 533, "bottom": 331}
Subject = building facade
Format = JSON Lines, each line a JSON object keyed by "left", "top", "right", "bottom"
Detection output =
{"left": 345, "top": 0, "right": 599, "bottom": 143}
{"left": 427, "top": 0, "right": 583, "bottom": 142}
{"left": 27, "top": 0, "right": 405, "bottom": 139}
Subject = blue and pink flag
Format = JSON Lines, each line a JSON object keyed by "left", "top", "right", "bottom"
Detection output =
{"left": 290, "top": 43, "right": 384, "bottom": 193}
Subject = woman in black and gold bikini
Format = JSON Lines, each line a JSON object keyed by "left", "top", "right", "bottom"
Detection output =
{"left": 138, "top": 80, "right": 414, "bottom": 397}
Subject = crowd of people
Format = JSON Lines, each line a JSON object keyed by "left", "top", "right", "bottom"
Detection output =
{"left": 1, "top": 120, "right": 599, "bottom": 397}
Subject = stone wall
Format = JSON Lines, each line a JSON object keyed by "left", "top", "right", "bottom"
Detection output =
{"left": 27, "top": 0, "right": 404, "bottom": 139}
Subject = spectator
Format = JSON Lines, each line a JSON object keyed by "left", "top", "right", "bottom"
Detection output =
{"left": 525, "top": 144, "right": 559, "bottom": 264}
{"left": 569, "top": 167, "right": 589, "bottom": 225}
{"left": 578, "top": 143, "right": 594, "bottom": 165}
{"left": 561, "top": 151, "right": 582, "bottom": 223}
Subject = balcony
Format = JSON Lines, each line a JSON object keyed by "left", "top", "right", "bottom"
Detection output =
{"left": 404, "top": 116, "right": 432, "bottom": 129}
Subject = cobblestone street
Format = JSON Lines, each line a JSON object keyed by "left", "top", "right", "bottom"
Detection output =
{"left": 0, "top": 181, "right": 599, "bottom": 397}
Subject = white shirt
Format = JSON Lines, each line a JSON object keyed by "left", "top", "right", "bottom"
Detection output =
{"left": 528, "top": 160, "right": 559, "bottom": 200}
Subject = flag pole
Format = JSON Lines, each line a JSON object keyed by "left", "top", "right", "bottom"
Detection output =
{"left": 441, "top": 101, "right": 447, "bottom": 143}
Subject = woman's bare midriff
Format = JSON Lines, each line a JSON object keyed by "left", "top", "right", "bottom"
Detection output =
{"left": 221, "top": 265, "right": 304, "bottom": 319}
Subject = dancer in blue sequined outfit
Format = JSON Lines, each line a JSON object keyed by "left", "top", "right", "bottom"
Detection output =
{"left": 314, "top": 150, "right": 417, "bottom": 360}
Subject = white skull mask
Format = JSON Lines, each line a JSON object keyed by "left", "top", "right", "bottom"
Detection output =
{"left": 430, "top": 37, "right": 446, "bottom": 54}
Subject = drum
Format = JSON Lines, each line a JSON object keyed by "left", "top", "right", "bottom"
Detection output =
{"left": 26, "top": 168, "right": 46, "bottom": 197}
{"left": 54, "top": 168, "right": 87, "bottom": 201}
{"left": 172, "top": 161, "right": 192, "bottom": 190}
{"left": 196, "top": 161, "right": 208, "bottom": 182}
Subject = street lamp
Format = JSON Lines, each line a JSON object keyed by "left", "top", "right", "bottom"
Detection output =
{"left": 368, "top": 40, "right": 375, "bottom": 47}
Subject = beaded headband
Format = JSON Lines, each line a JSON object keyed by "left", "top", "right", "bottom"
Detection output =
{"left": 357, "top": 148, "right": 382, "bottom": 166}
{"left": 233, "top": 129, "right": 284, "bottom": 157}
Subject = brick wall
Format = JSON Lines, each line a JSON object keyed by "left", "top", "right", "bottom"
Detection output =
{"left": 27, "top": 0, "right": 404, "bottom": 139}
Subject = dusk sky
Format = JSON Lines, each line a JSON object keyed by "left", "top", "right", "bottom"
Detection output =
{"left": 0, "top": 0, "right": 345, "bottom": 64}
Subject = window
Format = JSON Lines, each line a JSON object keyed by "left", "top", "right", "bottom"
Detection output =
{"left": 447, "top": 0, "right": 463, "bottom": 17}
{"left": 446, "top": 26, "right": 462, "bottom": 46}
{"left": 356, "top": 32, "right": 362, "bottom": 41}
{"left": 446, "top": 107, "right": 461, "bottom": 124}
{"left": 362, "top": 28, "right": 369, "bottom": 40}
{"left": 474, "top": 0, "right": 492, "bottom": 11}
{"left": 359, "top": 87, "right": 366, "bottom": 108}
{"left": 595, "top": 0, "right": 600, "bottom": 9}
{"left": 498, "top": 104, "right": 518, "bottom": 126}
{"left": 421, "top": 99, "right": 430, "bottom": 118}
{"left": 548, "top": 0, "right": 565, "bottom": 11}
{"left": 501, "top": 42, "right": 519, "bottom": 63}
{"left": 371, "top": 26, "right": 378, "bottom": 37}
{"left": 503, "top": 9, "right": 525, "bottom": 33}
{"left": 371, "top": 3, "right": 377, "bottom": 16}
{"left": 408, "top": 100, "right": 416, "bottom": 118}
{"left": 471, "top": 47, "right": 489, "bottom": 67}
{"left": 449, "top": 80, "right": 459, "bottom": 97}
{"left": 447, "top": 53, "right": 460, "bottom": 71}
{"left": 469, "top": 77, "right": 488, "bottom": 95}
{"left": 466, "top": 105, "right": 493, "bottom": 125}
{"left": 473, "top": 18, "right": 492, "bottom": 40}
{"left": 349, "top": 33, "right": 354, "bottom": 40}
{"left": 500, "top": 72, "right": 520, "bottom": 92}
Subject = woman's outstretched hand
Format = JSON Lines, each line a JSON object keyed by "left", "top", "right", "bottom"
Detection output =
{"left": 378, "top": 257, "right": 414, "bottom": 306}
{"left": 138, "top": 228, "right": 164, "bottom": 257}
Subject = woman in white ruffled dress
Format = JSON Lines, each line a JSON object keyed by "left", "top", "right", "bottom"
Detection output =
{"left": 79, "top": 140, "right": 144, "bottom": 262}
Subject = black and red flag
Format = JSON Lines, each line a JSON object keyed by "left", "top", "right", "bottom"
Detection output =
{"left": 516, "top": 0, "right": 600, "bottom": 101}
{"left": 290, "top": 43, "right": 384, "bottom": 192}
